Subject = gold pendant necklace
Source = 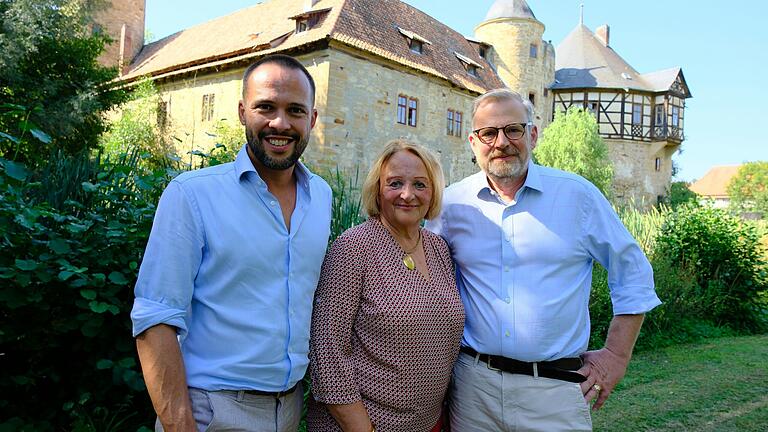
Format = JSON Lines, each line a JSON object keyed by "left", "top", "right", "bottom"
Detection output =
{"left": 401, "top": 229, "right": 421, "bottom": 270}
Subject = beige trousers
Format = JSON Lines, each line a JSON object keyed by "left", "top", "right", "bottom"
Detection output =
{"left": 449, "top": 352, "right": 592, "bottom": 432}
{"left": 155, "top": 383, "right": 303, "bottom": 432}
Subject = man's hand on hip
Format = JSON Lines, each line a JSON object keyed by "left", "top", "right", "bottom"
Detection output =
{"left": 577, "top": 347, "right": 630, "bottom": 411}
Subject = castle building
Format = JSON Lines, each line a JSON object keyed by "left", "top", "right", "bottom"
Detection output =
{"left": 98, "top": 0, "right": 689, "bottom": 200}
{"left": 551, "top": 17, "right": 692, "bottom": 203}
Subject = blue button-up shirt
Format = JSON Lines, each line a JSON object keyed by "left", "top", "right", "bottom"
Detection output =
{"left": 426, "top": 162, "right": 660, "bottom": 361}
{"left": 131, "top": 145, "right": 332, "bottom": 391}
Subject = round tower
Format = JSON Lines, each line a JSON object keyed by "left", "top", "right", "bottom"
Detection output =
{"left": 474, "top": 0, "right": 554, "bottom": 127}
{"left": 93, "top": 0, "right": 146, "bottom": 74}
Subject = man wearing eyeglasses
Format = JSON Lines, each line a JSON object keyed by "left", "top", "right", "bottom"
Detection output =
{"left": 426, "top": 89, "right": 660, "bottom": 431}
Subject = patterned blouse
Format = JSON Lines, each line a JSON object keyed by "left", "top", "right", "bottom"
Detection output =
{"left": 308, "top": 218, "right": 465, "bottom": 432}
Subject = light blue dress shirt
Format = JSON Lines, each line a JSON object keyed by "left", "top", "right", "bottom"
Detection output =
{"left": 426, "top": 162, "right": 660, "bottom": 362}
{"left": 131, "top": 145, "right": 332, "bottom": 391}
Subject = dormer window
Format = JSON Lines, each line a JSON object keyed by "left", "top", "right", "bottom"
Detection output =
{"left": 409, "top": 39, "right": 423, "bottom": 54}
{"left": 455, "top": 52, "right": 484, "bottom": 78}
{"left": 397, "top": 27, "right": 432, "bottom": 55}
{"left": 296, "top": 19, "right": 309, "bottom": 33}
{"left": 478, "top": 46, "right": 487, "bottom": 59}
{"left": 289, "top": 7, "right": 332, "bottom": 34}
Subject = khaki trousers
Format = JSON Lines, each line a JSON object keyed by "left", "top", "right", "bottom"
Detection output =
{"left": 155, "top": 383, "right": 303, "bottom": 432}
{"left": 449, "top": 352, "right": 592, "bottom": 432}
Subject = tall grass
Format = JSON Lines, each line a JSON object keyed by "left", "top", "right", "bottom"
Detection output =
{"left": 615, "top": 203, "right": 668, "bottom": 255}
{"left": 323, "top": 166, "right": 365, "bottom": 242}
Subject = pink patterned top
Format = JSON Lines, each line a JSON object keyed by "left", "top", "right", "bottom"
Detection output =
{"left": 308, "top": 218, "right": 465, "bottom": 432}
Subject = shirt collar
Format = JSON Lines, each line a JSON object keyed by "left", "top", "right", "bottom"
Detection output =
{"left": 234, "top": 144, "right": 312, "bottom": 193}
{"left": 470, "top": 159, "right": 545, "bottom": 200}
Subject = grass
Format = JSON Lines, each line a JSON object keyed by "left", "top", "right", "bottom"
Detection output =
{"left": 592, "top": 334, "right": 768, "bottom": 431}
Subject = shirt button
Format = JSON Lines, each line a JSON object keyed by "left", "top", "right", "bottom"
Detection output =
{"left": 505, "top": 297, "right": 511, "bottom": 303}
{"left": 505, "top": 331, "right": 510, "bottom": 337}
{"left": 503, "top": 266, "right": 510, "bottom": 272}
{"left": 270, "top": 200, "right": 276, "bottom": 206}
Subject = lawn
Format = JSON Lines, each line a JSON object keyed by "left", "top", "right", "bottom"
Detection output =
{"left": 592, "top": 334, "right": 768, "bottom": 431}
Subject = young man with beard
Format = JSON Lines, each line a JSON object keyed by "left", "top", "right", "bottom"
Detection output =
{"left": 426, "top": 89, "right": 661, "bottom": 431}
{"left": 131, "top": 54, "right": 332, "bottom": 432}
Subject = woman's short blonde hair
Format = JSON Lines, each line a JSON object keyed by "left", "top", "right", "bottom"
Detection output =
{"left": 361, "top": 140, "right": 445, "bottom": 220}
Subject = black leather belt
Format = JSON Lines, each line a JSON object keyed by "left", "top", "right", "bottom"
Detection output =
{"left": 460, "top": 346, "right": 586, "bottom": 383}
{"left": 242, "top": 382, "right": 299, "bottom": 398}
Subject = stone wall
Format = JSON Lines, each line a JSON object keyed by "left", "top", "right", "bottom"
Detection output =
{"left": 606, "top": 138, "right": 677, "bottom": 206}
{"left": 152, "top": 47, "right": 479, "bottom": 184}
{"left": 316, "top": 45, "right": 477, "bottom": 184}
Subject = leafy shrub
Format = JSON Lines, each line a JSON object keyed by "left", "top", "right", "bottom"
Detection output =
{"left": 534, "top": 107, "right": 613, "bottom": 197}
{"left": 655, "top": 204, "right": 768, "bottom": 332}
{"left": 0, "top": 156, "right": 167, "bottom": 430}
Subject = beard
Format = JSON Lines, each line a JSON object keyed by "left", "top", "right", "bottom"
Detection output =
{"left": 246, "top": 127, "right": 309, "bottom": 171}
{"left": 483, "top": 143, "right": 531, "bottom": 179}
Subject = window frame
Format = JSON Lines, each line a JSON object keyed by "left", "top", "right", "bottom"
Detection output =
{"left": 529, "top": 43, "right": 538, "bottom": 58}
{"left": 407, "top": 98, "right": 418, "bottom": 127}
{"left": 201, "top": 93, "right": 215, "bottom": 122}
{"left": 397, "top": 95, "right": 408, "bottom": 125}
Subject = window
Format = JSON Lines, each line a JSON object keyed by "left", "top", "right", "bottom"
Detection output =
{"left": 397, "top": 95, "right": 407, "bottom": 125}
{"left": 467, "top": 65, "right": 479, "bottom": 77}
{"left": 409, "top": 39, "right": 423, "bottom": 54}
{"left": 447, "top": 110, "right": 463, "bottom": 137}
{"left": 157, "top": 101, "right": 168, "bottom": 129}
{"left": 408, "top": 98, "right": 418, "bottom": 127}
{"left": 478, "top": 46, "right": 487, "bottom": 59}
{"left": 397, "top": 27, "right": 432, "bottom": 55}
{"left": 654, "top": 104, "right": 665, "bottom": 125}
{"left": 655, "top": 157, "right": 661, "bottom": 172}
{"left": 632, "top": 104, "right": 642, "bottom": 125}
{"left": 529, "top": 43, "right": 538, "bottom": 58}
{"left": 528, "top": 93, "right": 536, "bottom": 106}
{"left": 543, "top": 88, "right": 549, "bottom": 97}
{"left": 201, "top": 94, "right": 215, "bottom": 122}
{"left": 296, "top": 19, "right": 309, "bottom": 33}
{"left": 588, "top": 102, "right": 598, "bottom": 114}
{"left": 671, "top": 106, "right": 680, "bottom": 127}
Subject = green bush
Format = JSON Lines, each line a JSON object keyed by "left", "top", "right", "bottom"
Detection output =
{"left": 655, "top": 204, "right": 767, "bottom": 332}
{"left": 0, "top": 156, "right": 166, "bottom": 430}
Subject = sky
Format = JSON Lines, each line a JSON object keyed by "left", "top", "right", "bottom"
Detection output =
{"left": 145, "top": 0, "right": 768, "bottom": 182}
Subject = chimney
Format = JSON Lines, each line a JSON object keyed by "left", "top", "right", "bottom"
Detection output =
{"left": 596, "top": 24, "right": 610, "bottom": 47}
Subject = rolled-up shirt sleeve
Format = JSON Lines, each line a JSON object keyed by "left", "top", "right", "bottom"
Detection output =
{"left": 581, "top": 185, "right": 661, "bottom": 316}
{"left": 309, "top": 233, "right": 364, "bottom": 405}
{"left": 131, "top": 180, "right": 205, "bottom": 338}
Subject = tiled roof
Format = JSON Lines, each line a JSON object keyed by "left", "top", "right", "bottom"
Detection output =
{"left": 553, "top": 24, "right": 689, "bottom": 97}
{"left": 484, "top": 0, "right": 538, "bottom": 21}
{"left": 122, "top": 0, "right": 504, "bottom": 94}
{"left": 689, "top": 165, "right": 742, "bottom": 198}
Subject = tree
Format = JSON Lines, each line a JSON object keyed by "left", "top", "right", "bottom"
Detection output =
{"left": 727, "top": 161, "right": 768, "bottom": 218}
{"left": 533, "top": 107, "right": 613, "bottom": 196}
{"left": 665, "top": 180, "right": 699, "bottom": 208}
{"left": 0, "top": 0, "right": 125, "bottom": 167}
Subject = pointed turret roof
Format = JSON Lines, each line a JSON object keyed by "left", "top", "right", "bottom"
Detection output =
{"left": 553, "top": 24, "right": 691, "bottom": 97}
{"left": 484, "top": 0, "right": 538, "bottom": 21}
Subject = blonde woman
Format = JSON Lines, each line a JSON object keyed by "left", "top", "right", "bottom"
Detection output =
{"left": 308, "top": 141, "right": 464, "bottom": 432}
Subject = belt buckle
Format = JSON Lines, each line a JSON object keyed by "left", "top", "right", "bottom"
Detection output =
{"left": 485, "top": 355, "right": 502, "bottom": 372}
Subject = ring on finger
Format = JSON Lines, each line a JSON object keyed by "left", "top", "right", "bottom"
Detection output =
{"left": 592, "top": 384, "right": 602, "bottom": 392}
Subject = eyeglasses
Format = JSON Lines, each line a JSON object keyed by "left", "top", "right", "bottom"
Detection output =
{"left": 472, "top": 123, "right": 531, "bottom": 145}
